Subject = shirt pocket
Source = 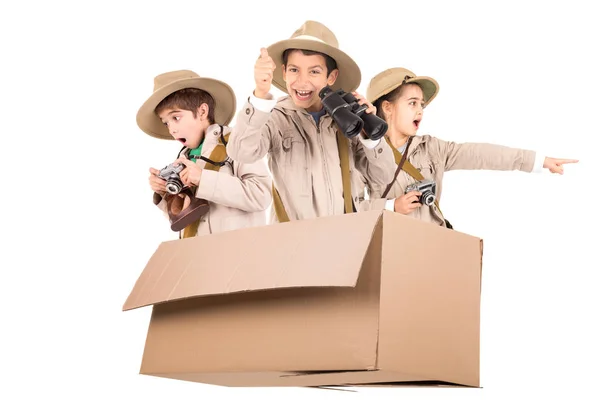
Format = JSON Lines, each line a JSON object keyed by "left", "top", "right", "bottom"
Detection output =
{"left": 280, "top": 130, "right": 310, "bottom": 196}
{"left": 410, "top": 159, "right": 436, "bottom": 181}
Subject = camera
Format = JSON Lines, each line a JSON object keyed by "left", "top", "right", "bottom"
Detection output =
{"left": 405, "top": 179, "right": 437, "bottom": 206}
{"left": 158, "top": 162, "right": 185, "bottom": 195}
{"left": 319, "top": 86, "right": 388, "bottom": 140}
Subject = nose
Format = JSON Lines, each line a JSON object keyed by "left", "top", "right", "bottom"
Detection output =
{"left": 296, "top": 70, "right": 310, "bottom": 86}
{"left": 168, "top": 123, "right": 177, "bottom": 136}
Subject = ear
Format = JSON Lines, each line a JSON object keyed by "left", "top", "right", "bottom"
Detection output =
{"left": 381, "top": 100, "right": 393, "bottom": 119}
{"left": 281, "top": 64, "right": 287, "bottom": 82}
{"left": 197, "top": 103, "right": 210, "bottom": 120}
{"left": 327, "top": 69, "right": 339, "bottom": 86}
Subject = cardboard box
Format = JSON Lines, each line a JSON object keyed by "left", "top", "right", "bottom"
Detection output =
{"left": 123, "top": 210, "right": 483, "bottom": 388}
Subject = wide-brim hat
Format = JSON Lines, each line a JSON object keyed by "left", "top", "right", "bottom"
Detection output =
{"left": 136, "top": 70, "right": 236, "bottom": 140}
{"left": 367, "top": 67, "right": 439, "bottom": 106}
{"left": 266, "top": 20, "right": 361, "bottom": 93}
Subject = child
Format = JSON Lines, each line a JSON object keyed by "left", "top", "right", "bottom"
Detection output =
{"left": 225, "top": 20, "right": 396, "bottom": 223}
{"left": 137, "top": 70, "right": 272, "bottom": 237}
{"left": 364, "top": 67, "right": 578, "bottom": 228}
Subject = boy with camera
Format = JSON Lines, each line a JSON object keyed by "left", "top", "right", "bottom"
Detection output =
{"left": 363, "top": 67, "right": 578, "bottom": 228}
{"left": 138, "top": 70, "right": 272, "bottom": 238}
{"left": 225, "top": 20, "right": 396, "bottom": 223}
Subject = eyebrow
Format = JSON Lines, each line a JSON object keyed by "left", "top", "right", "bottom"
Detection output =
{"left": 160, "top": 110, "right": 180, "bottom": 122}
{"left": 407, "top": 97, "right": 424, "bottom": 101}
{"left": 288, "top": 64, "right": 324, "bottom": 69}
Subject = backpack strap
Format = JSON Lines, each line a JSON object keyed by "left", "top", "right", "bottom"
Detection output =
{"left": 337, "top": 129, "right": 354, "bottom": 215}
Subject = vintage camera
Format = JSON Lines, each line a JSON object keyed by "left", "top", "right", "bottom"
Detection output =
{"left": 319, "top": 86, "right": 388, "bottom": 140}
{"left": 405, "top": 179, "right": 437, "bottom": 206}
{"left": 158, "top": 162, "right": 185, "bottom": 195}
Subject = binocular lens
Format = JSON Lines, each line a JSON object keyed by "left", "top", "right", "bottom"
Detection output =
{"left": 319, "top": 86, "right": 388, "bottom": 140}
{"left": 362, "top": 114, "right": 388, "bottom": 141}
{"left": 344, "top": 118, "right": 363, "bottom": 138}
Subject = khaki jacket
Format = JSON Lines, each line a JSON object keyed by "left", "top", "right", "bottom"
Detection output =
{"left": 156, "top": 124, "right": 272, "bottom": 235}
{"left": 226, "top": 95, "right": 396, "bottom": 222}
{"left": 363, "top": 134, "right": 537, "bottom": 226}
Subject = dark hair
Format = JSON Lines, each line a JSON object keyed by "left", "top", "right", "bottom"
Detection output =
{"left": 282, "top": 49, "right": 338, "bottom": 76}
{"left": 373, "top": 82, "right": 421, "bottom": 121}
{"left": 155, "top": 88, "right": 216, "bottom": 124}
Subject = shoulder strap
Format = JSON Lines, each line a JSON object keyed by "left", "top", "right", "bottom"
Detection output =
{"left": 336, "top": 130, "right": 354, "bottom": 215}
{"left": 272, "top": 185, "right": 290, "bottom": 222}
{"left": 182, "top": 129, "right": 231, "bottom": 238}
{"left": 272, "top": 129, "right": 353, "bottom": 222}
{"left": 382, "top": 136, "right": 413, "bottom": 198}
{"left": 200, "top": 131, "right": 231, "bottom": 172}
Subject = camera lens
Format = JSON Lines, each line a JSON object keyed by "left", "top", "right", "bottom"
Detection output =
{"left": 422, "top": 191, "right": 435, "bottom": 206}
{"left": 166, "top": 180, "right": 183, "bottom": 195}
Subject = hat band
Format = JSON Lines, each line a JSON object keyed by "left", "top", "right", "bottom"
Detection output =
{"left": 290, "top": 35, "right": 327, "bottom": 44}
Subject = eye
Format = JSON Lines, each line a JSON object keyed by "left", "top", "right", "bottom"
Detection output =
{"left": 310, "top": 69, "right": 321, "bottom": 75}
{"left": 173, "top": 115, "right": 181, "bottom": 121}
{"left": 409, "top": 101, "right": 416, "bottom": 106}
{"left": 287, "top": 67, "right": 298, "bottom": 73}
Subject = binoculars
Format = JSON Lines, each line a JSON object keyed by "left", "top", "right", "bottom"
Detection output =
{"left": 319, "top": 86, "right": 388, "bottom": 140}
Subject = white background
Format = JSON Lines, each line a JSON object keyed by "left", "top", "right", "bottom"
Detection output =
{"left": 1, "top": 0, "right": 598, "bottom": 399}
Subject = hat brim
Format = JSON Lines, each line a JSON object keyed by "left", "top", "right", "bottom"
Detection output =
{"left": 267, "top": 38, "right": 361, "bottom": 94}
{"left": 136, "top": 77, "right": 236, "bottom": 140}
{"left": 369, "top": 76, "right": 439, "bottom": 106}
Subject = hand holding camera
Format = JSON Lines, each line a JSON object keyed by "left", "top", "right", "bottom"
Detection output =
{"left": 149, "top": 167, "right": 168, "bottom": 195}
{"left": 394, "top": 191, "right": 422, "bottom": 214}
{"left": 151, "top": 159, "right": 209, "bottom": 232}
{"left": 150, "top": 158, "right": 203, "bottom": 197}
{"left": 155, "top": 162, "right": 186, "bottom": 194}
{"left": 405, "top": 179, "right": 437, "bottom": 206}
{"left": 173, "top": 157, "right": 203, "bottom": 188}
{"left": 393, "top": 179, "right": 438, "bottom": 214}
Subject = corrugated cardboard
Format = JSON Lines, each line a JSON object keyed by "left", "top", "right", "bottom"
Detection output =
{"left": 123, "top": 210, "right": 483, "bottom": 388}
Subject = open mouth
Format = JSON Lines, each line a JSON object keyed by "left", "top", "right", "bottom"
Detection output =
{"left": 294, "top": 89, "right": 313, "bottom": 101}
{"left": 413, "top": 120, "right": 421, "bottom": 129}
{"left": 177, "top": 138, "right": 187, "bottom": 144}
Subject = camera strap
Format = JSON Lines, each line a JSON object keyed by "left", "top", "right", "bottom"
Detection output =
{"left": 382, "top": 136, "right": 453, "bottom": 229}
{"left": 180, "top": 128, "right": 232, "bottom": 238}
{"left": 381, "top": 136, "right": 413, "bottom": 198}
{"left": 188, "top": 126, "right": 231, "bottom": 168}
{"left": 272, "top": 129, "right": 354, "bottom": 222}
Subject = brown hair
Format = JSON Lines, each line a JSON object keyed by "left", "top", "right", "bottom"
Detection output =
{"left": 373, "top": 82, "right": 422, "bottom": 122}
{"left": 155, "top": 88, "right": 216, "bottom": 124}
{"left": 282, "top": 49, "right": 338, "bottom": 76}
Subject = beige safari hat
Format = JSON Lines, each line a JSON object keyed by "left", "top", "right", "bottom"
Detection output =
{"left": 266, "top": 20, "right": 361, "bottom": 93}
{"left": 136, "top": 70, "right": 236, "bottom": 140}
{"left": 367, "top": 67, "right": 439, "bottom": 106}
